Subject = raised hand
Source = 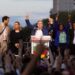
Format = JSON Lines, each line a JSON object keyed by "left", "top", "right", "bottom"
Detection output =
{"left": 25, "top": 15, "right": 29, "bottom": 20}
{"left": 55, "top": 14, "right": 59, "bottom": 21}
{"left": 48, "top": 17, "right": 54, "bottom": 24}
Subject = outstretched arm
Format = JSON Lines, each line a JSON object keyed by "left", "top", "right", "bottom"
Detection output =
{"left": 25, "top": 16, "right": 34, "bottom": 29}
{"left": 53, "top": 15, "right": 59, "bottom": 32}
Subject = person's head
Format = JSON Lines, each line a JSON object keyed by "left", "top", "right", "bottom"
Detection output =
{"left": 2, "top": 16, "right": 9, "bottom": 26}
{"left": 72, "top": 22, "right": 75, "bottom": 30}
{"left": 59, "top": 24, "right": 64, "bottom": 31}
{"left": 13, "top": 21, "right": 21, "bottom": 30}
{"left": 37, "top": 20, "right": 43, "bottom": 29}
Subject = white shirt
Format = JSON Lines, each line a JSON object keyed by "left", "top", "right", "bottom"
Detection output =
{"left": 35, "top": 29, "right": 43, "bottom": 37}
{"left": 73, "top": 30, "right": 75, "bottom": 44}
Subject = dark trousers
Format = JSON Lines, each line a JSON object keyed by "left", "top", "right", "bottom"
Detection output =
{"left": 59, "top": 43, "right": 67, "bottom": 57}
{"left": 70, "top": 44, "right": 75, "bottom": 55}
{"left": 50, "top": 42, "right": 58, "bottom": 58}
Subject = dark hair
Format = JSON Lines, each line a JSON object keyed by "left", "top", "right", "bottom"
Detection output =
{"left": 59, "top": 23, "right": 64, "bottom": 26}
{"left": 59, "top": 23, "right": 64, "bottom": 28}
{"left": 2, "top": 16, "right": 9, "bottom": 22}
{"left": 15, "top": 21, "right": 20, "bottom": 25}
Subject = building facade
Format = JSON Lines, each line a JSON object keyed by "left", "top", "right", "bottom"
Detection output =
{"left": 52, "top": 0, "right": 75, "bottom": 14}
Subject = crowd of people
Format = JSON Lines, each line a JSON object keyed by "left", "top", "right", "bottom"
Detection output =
{"left": 0, "top": 15, "right": 75, "bottom": 75}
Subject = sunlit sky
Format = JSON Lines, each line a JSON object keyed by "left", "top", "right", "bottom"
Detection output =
{"left": 0, "top": 0, "right": 53, "bottom": 19}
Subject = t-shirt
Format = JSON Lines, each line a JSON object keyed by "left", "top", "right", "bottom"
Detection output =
{"left": 59, "top": 32, "right": 67, "bottom": 43}
{"left": 35, "top": 29, "right": 43, "bottom": 37}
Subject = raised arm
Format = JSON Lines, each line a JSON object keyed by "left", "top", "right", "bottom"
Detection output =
{"left": 53, "top": 15, "right": 59, "bottom": 32}
{"left": 64, "top": 17, "right": 72, "bottom": 32}
{"left": 25, "top": 16, "right": 34, "bottom": 29}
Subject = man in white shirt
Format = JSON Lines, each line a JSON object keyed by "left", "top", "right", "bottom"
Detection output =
{"left": 35, "top": 20, "right": 43, "bottom": 37}
{"left": 25, "top": 16, "right": 48, "bottom": 35}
